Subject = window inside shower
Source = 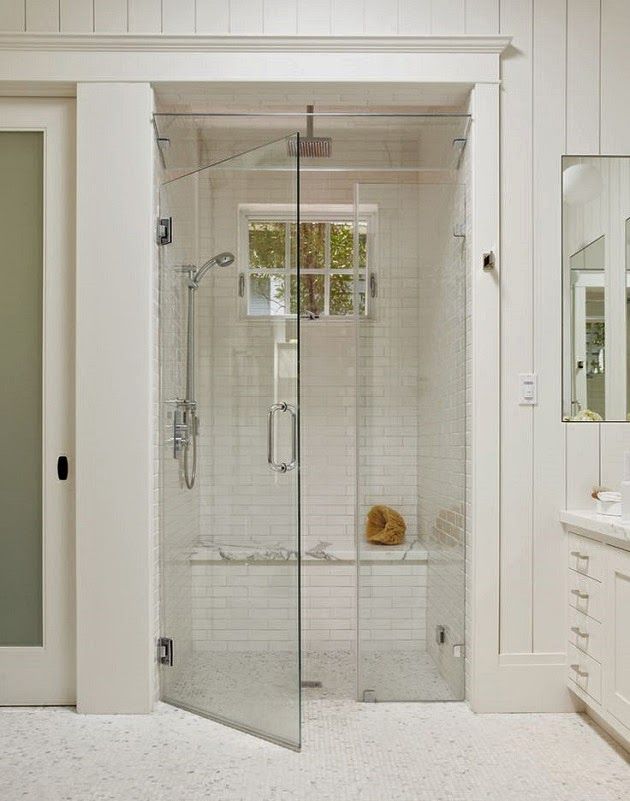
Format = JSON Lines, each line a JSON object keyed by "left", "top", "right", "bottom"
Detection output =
{"left": 156, "top": 107, "right": 470, "bottom": 723}
{"left": 242, "top": 211, "right": 370, "bottom": 318}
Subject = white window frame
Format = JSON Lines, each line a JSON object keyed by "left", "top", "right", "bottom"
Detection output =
{"left": 238, "top": 203, "right": 377, "bottom": 321}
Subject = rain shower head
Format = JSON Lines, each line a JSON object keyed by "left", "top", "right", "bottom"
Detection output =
{"left": 288, "top": 105, "right": 332, "bottom": 158}
{"left": 190, "top": 251, "right": 234, "bottom": 288}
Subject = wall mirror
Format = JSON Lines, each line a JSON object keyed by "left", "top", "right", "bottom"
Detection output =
{"left": 562, "top": 156, "right": 630, "bottom": 421}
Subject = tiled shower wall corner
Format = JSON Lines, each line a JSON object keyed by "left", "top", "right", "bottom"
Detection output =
{"left": 418, "top": 177, "right": 468, "bottom": 699}
{"left": 357, "top": 179, "right": 467, "bottom": 698}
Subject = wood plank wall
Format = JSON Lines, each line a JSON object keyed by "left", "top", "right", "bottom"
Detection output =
{"left": 1, "top": 0, "right": 629, "bottom": 661}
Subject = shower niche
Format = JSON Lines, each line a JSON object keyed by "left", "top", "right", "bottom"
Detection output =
{"left": 156, "top": 107, "right": 470, "bottom": 749}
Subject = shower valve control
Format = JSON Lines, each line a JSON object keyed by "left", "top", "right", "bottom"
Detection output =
{"left": 172, "top": 403, "right": 192, "bottom": 457}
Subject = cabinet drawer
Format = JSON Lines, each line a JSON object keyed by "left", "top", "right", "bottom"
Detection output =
{"left": 568, "top": 532, "right": 604, "bottom": 581}
{"left": 567, "top": 571, "right": 603, "bottom": 621}
{"left": 568, "top": 642, "right": 602, "bottom": 704}
{"left": 568, "top": 607, "right": 603, "bottom": 663}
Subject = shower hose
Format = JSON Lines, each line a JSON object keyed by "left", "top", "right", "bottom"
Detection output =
{"left": 183, "top": 412, "right": 197, "bottom": 490}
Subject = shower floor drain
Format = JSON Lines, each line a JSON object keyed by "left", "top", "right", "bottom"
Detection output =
{"left": 301, "top": 680, "right": 323, "bottom": 688}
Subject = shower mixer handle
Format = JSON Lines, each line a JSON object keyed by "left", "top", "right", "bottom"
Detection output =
{"left": 172, "top": 399, "right": 198, "bottom": 458}
{"left": 267, "top": 402, "right": 297, "bottom": 473}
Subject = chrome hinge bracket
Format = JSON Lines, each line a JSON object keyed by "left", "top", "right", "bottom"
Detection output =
{"left": 158, "top": 637, "right": 174, "bottom": 666}
{"left": 157, "top": 217, "right": 172, "bottom": 246}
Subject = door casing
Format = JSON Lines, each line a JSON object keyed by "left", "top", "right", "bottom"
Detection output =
{"left": 0, "top": 98, "right": 75, "bottom": 705}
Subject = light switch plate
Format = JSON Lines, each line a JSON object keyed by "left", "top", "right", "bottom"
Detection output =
{"left": 519, "top": 373, "right": 537, "bottom": 405}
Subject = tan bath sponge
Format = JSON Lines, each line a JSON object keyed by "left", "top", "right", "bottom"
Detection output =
{"left": 365, "top": 505, "right": 406, "bottom": 545}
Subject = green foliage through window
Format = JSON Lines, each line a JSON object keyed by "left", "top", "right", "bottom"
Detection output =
{"left": 246, "top": 217, "right": 369, "bottom": 317}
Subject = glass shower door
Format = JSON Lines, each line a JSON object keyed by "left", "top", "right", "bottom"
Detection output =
{"left": 159, "top": 136, "right": 301, "bottom": 749}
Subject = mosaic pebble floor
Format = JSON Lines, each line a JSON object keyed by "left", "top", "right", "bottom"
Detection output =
{"left": 1, "top": 700, "right": 628, "bottom": 801}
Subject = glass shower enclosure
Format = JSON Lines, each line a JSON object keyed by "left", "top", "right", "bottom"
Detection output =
{"left": 157, "top": 110, "right": 470, "bottom": 747}
{"left": 159, "top": 136, "right": 302, "bottom": 749}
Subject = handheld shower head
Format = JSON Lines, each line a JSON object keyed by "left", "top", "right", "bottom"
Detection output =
{"left": 190, "top": 251, "right": 235, "bottom": 288}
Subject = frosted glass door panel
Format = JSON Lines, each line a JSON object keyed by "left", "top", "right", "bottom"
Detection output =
{"left": 0, "top": 132, "right": 43, "bottom": 647}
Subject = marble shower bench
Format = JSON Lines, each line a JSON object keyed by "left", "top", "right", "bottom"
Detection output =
{"left": 188, "top": 540, "right": 429, "bottom": 654}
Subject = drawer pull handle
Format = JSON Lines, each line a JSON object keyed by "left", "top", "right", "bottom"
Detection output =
{"left": 570, "top": 663, "right": 589, "bottom": 678}
{"left": 570, "top": 626, "right": 589, "bottom": 638}
{"left": 571, "top": 589, "right": 589, "bottom": 600}
{"left": 570, "top": 551, "right": 589, "bottom": 561}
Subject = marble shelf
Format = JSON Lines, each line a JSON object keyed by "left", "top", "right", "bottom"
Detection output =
{"left": 560, "top": 509, "right": 630, "bottom": 552}
{"left": 189, "top": 539, "right": 428, "bottom": 563}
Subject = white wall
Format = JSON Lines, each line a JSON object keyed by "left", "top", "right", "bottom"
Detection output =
{"left": 75, "top": 82, "right": 154, "bottom": 713}
{"left": 498, "top": 0, "right": 630, "bottom": 669}
{"left": 0, "top": 0, "right": 497, "bottom": 34}
{"left": 3, "top": 0, "right": 629, "bottom": 711}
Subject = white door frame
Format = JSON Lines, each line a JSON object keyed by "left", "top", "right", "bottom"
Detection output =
{"left": 0, "top": 35, "right": 510, "bottom": 712}
{"left": 0, "top": 98, "right": 75, "bottom": 705}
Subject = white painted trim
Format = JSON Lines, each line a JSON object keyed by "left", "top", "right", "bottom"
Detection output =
{"left": 75, "top": 82, "right": 154, "bottom": 714}
{"left": 469, "top": 82, "right": 501, "bottom": 711}
{"left": 0, "top": 33, "right": 512, "bottom": 54}
{"left": 499, "top": 652, "right": 567, "bottom": 666}
{"left": 0, "top": 52, "right": 503, "bottom": 86}
{"left": 0, "top": 98, "right": 75, "bottom": 706}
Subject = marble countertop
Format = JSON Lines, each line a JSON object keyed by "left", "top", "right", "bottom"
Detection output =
{"left": 560, "top": 509, "right": 630, "bottom": 551}
{"left": 189, "top": 539, "right": 429, "bottom": 563}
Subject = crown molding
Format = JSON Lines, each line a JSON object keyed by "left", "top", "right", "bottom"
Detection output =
{"left": 0, "top": 33, "right": 512, "bottom": 55}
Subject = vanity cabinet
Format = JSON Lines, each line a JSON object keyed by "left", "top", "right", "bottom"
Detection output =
{"left": 605, "top": 546, "right": 630, "bottom": 731}
{"left": 565, "top": 528, "right": 630, "bottom": 747}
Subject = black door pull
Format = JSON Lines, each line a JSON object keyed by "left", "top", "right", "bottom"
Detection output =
{"left": 57, "top": 456, "right": 69, "bottom": 481}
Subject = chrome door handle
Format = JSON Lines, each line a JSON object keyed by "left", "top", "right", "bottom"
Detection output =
{"left": 267, "top": 402, "right": 298, "bottom": 473}
{"left": 285, "top": 402, "right": 297, "bottom": 472}
{"left": 268, "top": 403, "right": 286, "bottom": 473}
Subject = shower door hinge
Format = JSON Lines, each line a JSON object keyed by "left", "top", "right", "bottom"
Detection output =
{"left": 157, "top": 217, "right": 172, "bottom": 246}
{"left": 158, "top": 637, "right": 174, "bottom": 666}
